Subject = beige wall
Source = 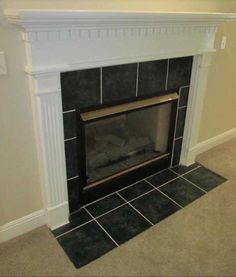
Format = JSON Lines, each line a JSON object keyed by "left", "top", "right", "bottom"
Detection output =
{"left": 0, "top": 0, "right": 235, "bottom": 225}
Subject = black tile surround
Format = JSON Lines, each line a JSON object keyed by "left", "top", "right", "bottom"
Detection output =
{"left": 53, "top": 163, "right": 227, "bottom": 268}
{"left": 61, "top": 56, "right": 193, "bottom": 213}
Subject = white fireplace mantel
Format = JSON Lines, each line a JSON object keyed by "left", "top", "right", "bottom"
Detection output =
{"left": 5, "top": 10, "right": 236, "bottom": 229}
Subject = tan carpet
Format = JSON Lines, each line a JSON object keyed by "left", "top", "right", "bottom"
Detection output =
{"left": 1, "top": 138, "right": 236, "bottom": 276}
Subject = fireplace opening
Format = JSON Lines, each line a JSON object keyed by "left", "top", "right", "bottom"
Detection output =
{"left": 77, "top": 92, "right": 178, "bottom": 204}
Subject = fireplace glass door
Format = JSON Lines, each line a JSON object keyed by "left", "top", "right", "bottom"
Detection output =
{"left": 82, "top": 97, "right": 175, "bottom": 185}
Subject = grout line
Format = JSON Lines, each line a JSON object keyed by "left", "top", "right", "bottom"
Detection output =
{"left": 83, "top": 179, "right": 150, "bottom": 208}
{"left": 128, "top": 187, "right": 156, "bottom": 203}
{"left": 156, "top": 187, "right": 183, "bottom": 208}
{"left": 178, "top": 106, "right": 187, "bottom": 110}
{"left": 55, "top": 218, "right": 94, "bottom": 239}
{"left": 174, "top": 136, "right": 183, "bottom": 141}
{"left": 181, "top": 176, "right": 207, "bottom": 193}
{"left": 165, "top": 59, "right": 170, "bottom": 90}
{"left": 169, "top": 165, "right": 201, "bottom": 177}
{"left": 144, "top": 179, "right": 183, "bottom": 209}
{"left": 100, "top": 67, "right": 103, "bottom": 104}
{"left": 180, "top": 85, "right": 190, "bottom": 89}
{"left": 135, "top": 63, "right": 139, "bottom": 97}
{"left": 84, "top": 207, "right": 119, "bottom": 246}
{"left": 64, "top": 136, "right": 77, "bottom": 142}
{"left": 95, "top": 202, "right": 127, "bottom": 220}
{"left": 63, "top": 109, "right": 76, "bottom": 114}
{"left": 116, "top": 192, "right": 154, "bottom": 226}
{"left": 147, "top": 176, "right": 180, "bottom": 190}
{"left": 67, "top": 175, "right": 79, "bottom": 181}
{"left": 144, "top": 167, "right": 170, "bottom": 180}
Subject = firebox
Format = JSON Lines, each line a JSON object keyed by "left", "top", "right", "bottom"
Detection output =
{"left": 76, "top": 92, "right": 178, "bottom": 205}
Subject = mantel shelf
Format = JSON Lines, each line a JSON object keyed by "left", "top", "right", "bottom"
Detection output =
{"left": 4, "top": 9, "right": 236, "bottom": 30}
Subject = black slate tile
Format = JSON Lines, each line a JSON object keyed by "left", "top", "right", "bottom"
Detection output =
{"left": 102, "top": 63, "right": 137, "bottom": 104}
{"left": 159, "top": 177, "right": 205, "bottom": 207}
{"left": 119, "top": 180, "right": 153, "bottom": 201}
{"left": 138, "top": 59, "right": 168, "bottom": 96}
{"left": 63, "top": 111, "right": 77, "bottom": 140}
{"left": 57, "top": 221, "right": 116, "bottom": 268}
{"left": 179, "top": 86, "right": 190, "bottom": 107}
{"left": 131, "top": 190, "right": 181, "bottom": 224}
{"left": 65, "top": 139, "right": 78, "bottom": 179}
{"left": 172, "top": 138, "right": 182, "bottom": 167}
{"left": 61, "top": 68, "right": 100, "bottom": 111}
{"left": 146, "top": 169, "right": 178, "bottom": 187}
{"left": 67, "top": 177, "right": 80, "bottom": 213}
{"left": 172, "top": 163, "right": 199, "bottom": 175}
{"left": 97, "top": 204, "right": 151, "bottom": 245}
{"left": 184, "top": 167, "right": 227, "bottom": 192}
{"left": 86, "top": 193, "right": 125, "bottom": 217}
{"left": 176, "top": 107, "right": 187, "bottom": 138}
{"left": 167, "top": 56, "right": 193, "bottom": 89}
{"left": 52, "top": 208, "right": 92, "bottom": 237}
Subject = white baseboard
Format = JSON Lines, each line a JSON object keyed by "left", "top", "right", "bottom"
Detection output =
{"left": 191, "top": 127, "right": 236, "bottom": 156}
{"left": 0, "top": 210, "right": 46, "bottom": 243}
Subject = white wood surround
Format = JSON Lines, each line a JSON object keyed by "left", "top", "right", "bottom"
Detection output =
{"left": 4, "top": 10, "right": 236, "bottom": 229}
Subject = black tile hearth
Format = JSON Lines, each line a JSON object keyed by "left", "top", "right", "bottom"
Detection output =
{"left": 159, "top": 177, "right": 205, "bottom": 207}
{"left": 57, "top": 221, "right": 117, "bottom": 268}
{"left": 176, "top": 107, "right": 187, "bottom": 138}
{"left": 184, "top": 166, "right": 227, "bottom": 192}
{"left": 63, "top": 111, "right": 77, "bottom": 140}
{"left": 61, "top": 68, "right": 100, "bottom": 111}
{"left": 86, "top": 193, "right": 125, "bottom": 217}
{"left": 138, "top": 59, "right": 168, "bottom": 96}
{"left": 167, "top": 56, "right": 193, "bottom": 90}
{"left": 67, "top": 178, "right": 80, "bottom": 213}
{"left": 64, "top": 139, "right": 78, "bottom": 179}
{"left": 102, "top": 63, "right": 137, "bottom": 104}
{"left": 54, "top": 163, "right": 227, "bottom": 269}
{"left": 146, "top": 169, "right": 178, "bottom": 187}
{"left": 52, "top": 208, "right": 92, "bottom": 237}
{"left": 131, "top": 190, "right": 181, "bottom": 224}
{"left": 97, "top": 204, "right": 151, "bottom": 245}
{"left": 119, "top": 180, "right": 153, "bottom": 201}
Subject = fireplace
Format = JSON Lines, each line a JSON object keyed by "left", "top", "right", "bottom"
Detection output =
{"left": 5, "top": 9, "right": 235, "bottom": 228}
{"left": 60, "top": 57, "right": 192, "bottom": 212}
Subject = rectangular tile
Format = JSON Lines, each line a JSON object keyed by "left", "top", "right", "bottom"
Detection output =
{"left": 131, "top": 190, "right": 181, "bottom": 224}
{"left": 176, "top": 107, "right": 187, "bottom": 138}
{"left": 65, "top": 140, "right": 78, "bottom": 179}
{"left": 118, "top": 180, "right": 153, "bottom": 201}
{"left": 179, "top": 86, "right": 189, "bottom": 107}
{"left": 61, "top": 68, "right": 100, "bottom": 111}
{"left": 159, "top": 177, "right": 205, "bottom": 207}
{"left": 172, "top": 138, "right": 183, "bottom": 167}
{"left": 67, "top": 177, "right": 80, "bottom": 213}
{"left": 184, "top": 166, "right": 227, "bottom": 192}
{"left": 97, "top": 204, "right": 151, "bottom": 245}
{"left": 138, "top": 59, "right": 168, "bottom": 96}
{"left": 63, "top": 111, "right": 77, "bottom": 140}
{"left": 167, "top": 56, "right": 193, "bottom": 90}
{"left": 86, "top": 193, "right": 125, "bottom": 217}
{"left": 102, "top": 63, "right": 137, "bottom": 104}
{"left": 57, "top": 221, "right": 116, "bottom": 268}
